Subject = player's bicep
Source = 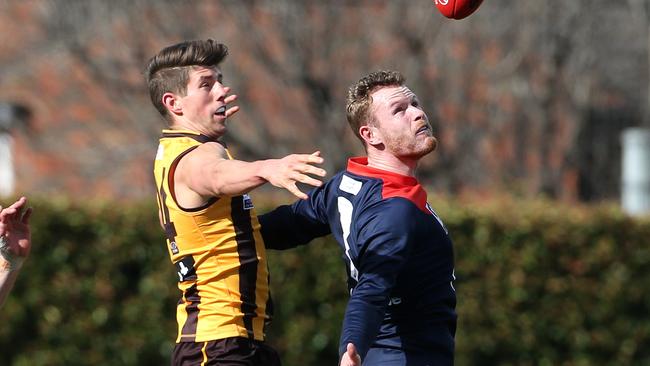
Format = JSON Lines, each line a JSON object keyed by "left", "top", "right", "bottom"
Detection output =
{"left": 177, "top": 143, "right": 228, "bottom": 197}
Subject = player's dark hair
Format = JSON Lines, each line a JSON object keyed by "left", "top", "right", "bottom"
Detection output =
{"left": 346, "top": 70, "right": 405, "bottom": 142}
{"left": 145, "top": 39, "right": 228, "bottom": 121}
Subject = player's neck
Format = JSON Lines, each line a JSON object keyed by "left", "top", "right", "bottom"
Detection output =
{"left": 366, "top": 152, "right": 418, "bottom": 177}
{"left": 170, "top": 119, "right": 222, "bottom": 140}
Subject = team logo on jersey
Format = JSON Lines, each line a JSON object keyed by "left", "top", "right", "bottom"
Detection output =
{"left": 169, "top": 240, "right": 179, "bottom": 255}
{"left": 339, "top": 175, "right": 362, "bottom": 195}
{"left": 175, "top": 256, "right": 197, "bottom": 282}
{"left": 426, "top": 203, "right": 448, "bottom": 235}
{"left": 242, "top": 194, "right": 254, "bottom": 210}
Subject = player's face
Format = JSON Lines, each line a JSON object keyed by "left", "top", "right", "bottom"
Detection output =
{"left": 177, "top": 66, "right": 231, "bottom": 138}
{"left": 369, "top": 85, "right": 437, "bottom": 159}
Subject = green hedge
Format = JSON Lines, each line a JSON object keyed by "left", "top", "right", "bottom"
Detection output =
{"left": 0, "top": 197, "right": 648, "bottom": 365}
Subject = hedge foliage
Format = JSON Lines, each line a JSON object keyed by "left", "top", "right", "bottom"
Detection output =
{"left": 0, "top": 196, "right": 648, "bottom": 365}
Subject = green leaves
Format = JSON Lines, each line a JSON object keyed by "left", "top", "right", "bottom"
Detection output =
{"left": 1, "top": 197, "right": 649, "bottom": 365}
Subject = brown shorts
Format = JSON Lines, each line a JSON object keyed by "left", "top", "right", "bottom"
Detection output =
{"left": 171, "top": 337, "right": 281, "bottom": 366}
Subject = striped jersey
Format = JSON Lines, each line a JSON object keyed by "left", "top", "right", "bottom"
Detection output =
{"left": 260, "top": 157, "right": 457, "bottom": 364}
{"left": 153, "top": 129, "right": 272, "bottom": 343}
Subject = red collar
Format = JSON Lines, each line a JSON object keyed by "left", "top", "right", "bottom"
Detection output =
{"left": 346, "top": 157, "right": 430, "bottom": 214}
{"left": 347, "top": 157, "right": 418, "bottom": 186}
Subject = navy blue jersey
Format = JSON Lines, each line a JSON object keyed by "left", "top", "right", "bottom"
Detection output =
{"left": 260, "top": 157, "right": 456, "bottom": 365}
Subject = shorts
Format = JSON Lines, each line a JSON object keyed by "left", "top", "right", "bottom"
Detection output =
{"left": 172, "top": 337, "right": 282, "bottom": 366}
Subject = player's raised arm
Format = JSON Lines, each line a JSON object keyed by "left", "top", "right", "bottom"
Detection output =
{"left": 177, "top": 144, "right": 326, "bottom": 200}
{"left": 0, "top": 197, "right": 32, "bottom": 308}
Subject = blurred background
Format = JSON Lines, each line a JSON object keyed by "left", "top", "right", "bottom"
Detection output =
{"left": 0, "top": 0, "right": 649, "bottom": 365}
{"left": 2, "top": 0, "right": 650, "bottom": 203}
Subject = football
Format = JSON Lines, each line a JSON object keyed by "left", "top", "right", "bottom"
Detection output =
{"left": 434, "top": 0, "right": 484, "bottom": 20}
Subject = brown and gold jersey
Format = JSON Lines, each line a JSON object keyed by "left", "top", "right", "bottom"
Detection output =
{"left": 153, "top": 129, "right": 272, "bottom": 343}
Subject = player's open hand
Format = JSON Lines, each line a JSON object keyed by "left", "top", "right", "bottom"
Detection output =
{"left": 263, "top": 151, "right": 326, "bottom": 200}
{"left": 0, "top": 197, "right": 33, "bottom": 259}
{"left": 339, "top": 343, "right": 361, "bottom": 366}
{"left": 223, "top": 88, "right": 240, "bottom": 118}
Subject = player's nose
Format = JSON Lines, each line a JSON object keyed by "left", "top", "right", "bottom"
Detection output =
{"left": 214, "top": 84, "right": 228, "bottom": 101}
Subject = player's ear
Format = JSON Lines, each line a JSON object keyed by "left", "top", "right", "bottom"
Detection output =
{"left": 162, "top": 92, "right": 183, "bottom": 116}
{"left": 359, "top": 124, "right": 382, "bottom": 147}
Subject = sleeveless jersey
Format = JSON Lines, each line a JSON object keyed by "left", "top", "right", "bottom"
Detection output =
{"left": 153, "top": 129, "right": 272, "bottom": 343}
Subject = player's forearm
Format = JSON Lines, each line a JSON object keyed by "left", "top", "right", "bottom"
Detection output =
{"left": 204, "top": 159, "right": 272, "bottom": 196}
{"left": 0, "top": 265, "right": 20, "bottom": 308}
{"left": 339, "top": 294, "right": 387, "bottom": 361}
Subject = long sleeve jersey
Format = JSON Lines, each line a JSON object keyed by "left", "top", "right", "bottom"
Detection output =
{"left": 260, "top": 157, "right": 456, "bottom": 364}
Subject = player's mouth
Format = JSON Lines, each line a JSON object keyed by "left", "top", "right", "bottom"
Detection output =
{"left": 215, "top": 106, "right": 226, "bottom": 116}
{"left": 416, "top": 125, "right": 431, "bottom": 135}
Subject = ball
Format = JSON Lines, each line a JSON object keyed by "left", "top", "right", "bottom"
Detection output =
{"left": 434, "top": 0, "right": 484, "bottom": 20}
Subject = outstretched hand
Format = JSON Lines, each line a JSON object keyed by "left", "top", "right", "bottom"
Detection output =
{"left": 0, "top": 197, "right": 33, "bottom": 264}
{"left": 263, "top": 151, "right": 327, "bottom": 200}
{"left": 223, "top": 89, "right": 240, "bottom": 118}
{"left": 339, "top": 343, "right": 361, "bottom": 366}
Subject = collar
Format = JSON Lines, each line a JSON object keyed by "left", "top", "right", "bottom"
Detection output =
{"left": 346, "top": 157, "right": 430, "bottom": 214}
{"left": 347, "top": 157, "right": 419, "bottom": 187}
{"left": 161, "top": 129, "right": 225, "bottom": 145}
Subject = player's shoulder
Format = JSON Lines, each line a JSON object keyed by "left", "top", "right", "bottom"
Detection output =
{"left": 186, "top": 140, "right": 228, "bottom": 161}
{"left": 332, "top": 171, "right": 384, "bottom": 199}
{"left": 358, "top": 198, "right": 419, "bottom": 232}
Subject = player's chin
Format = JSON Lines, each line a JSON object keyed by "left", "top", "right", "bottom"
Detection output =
{"left": 418, "top": 137, "right": 437, "bottom": 156}
{"left": 212, "top": 114, "right": 229, "bottom": 126}
{"left": 419, "top": 135, "right": 437, "bottom": 151}
{"left": 210, "top": 119, "right": 227, "bottom": 133}
{"left": 429, "top": 136, "right": 438, "bottom": 151}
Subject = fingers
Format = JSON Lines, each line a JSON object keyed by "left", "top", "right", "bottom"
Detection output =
{"left": 280, "top": 173, "right": 320, "bottom": 200}
{"left": 347, "top": 343, "right": 361, "bottom": 365}
{"left": 286, "top": 184, "right": 309, "bottom": 200}
{"left": 297, "top": 174, "right": 324, "bottom": 188}
{"left": 289, "top": 160, "right": 326, "bottom": 189}
{"left": 304, "top": 164, "right": 327, "bottom": 178}
{"left": 224, "top": 93, "right": 238, "bottom": 104}
{"left": 22, "top": 207, "right": 33, "bottom": 225}
{"left": 0, "top": 202, "right": 22, "bottom": 222}
{"left": 305, "top": 151, "right": 324, "bottom": 165}
{"left": 8, "top": 197, "right": 26, "bottom": 211}
{"left": 223, "top": 93, "right": 239, "bottom": 118}
{"left": 289, "top": 161, "right": 326, "bottom": 180}
{"left": 281, "top": 153, "right": 327, "bottom": 175}
{"left": 2, "top": 197, "right": 26, "bottom": 218}
{"left": 339, "top": 343, "right": 361, "bottom": 366}
{"left": 0, "top": 197, "right": 29, "bottom": 227}
{"left": 288, "top": 153, "right": 326, "bottom": 174}
{"left": 268, "top": 152, "right": 327, "bottom": 198}
{"left": 347, "top": 343, "right": 357, "bottom": 357}
{"left": 225, "top": 105, "right": 240, "bottom": 118}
